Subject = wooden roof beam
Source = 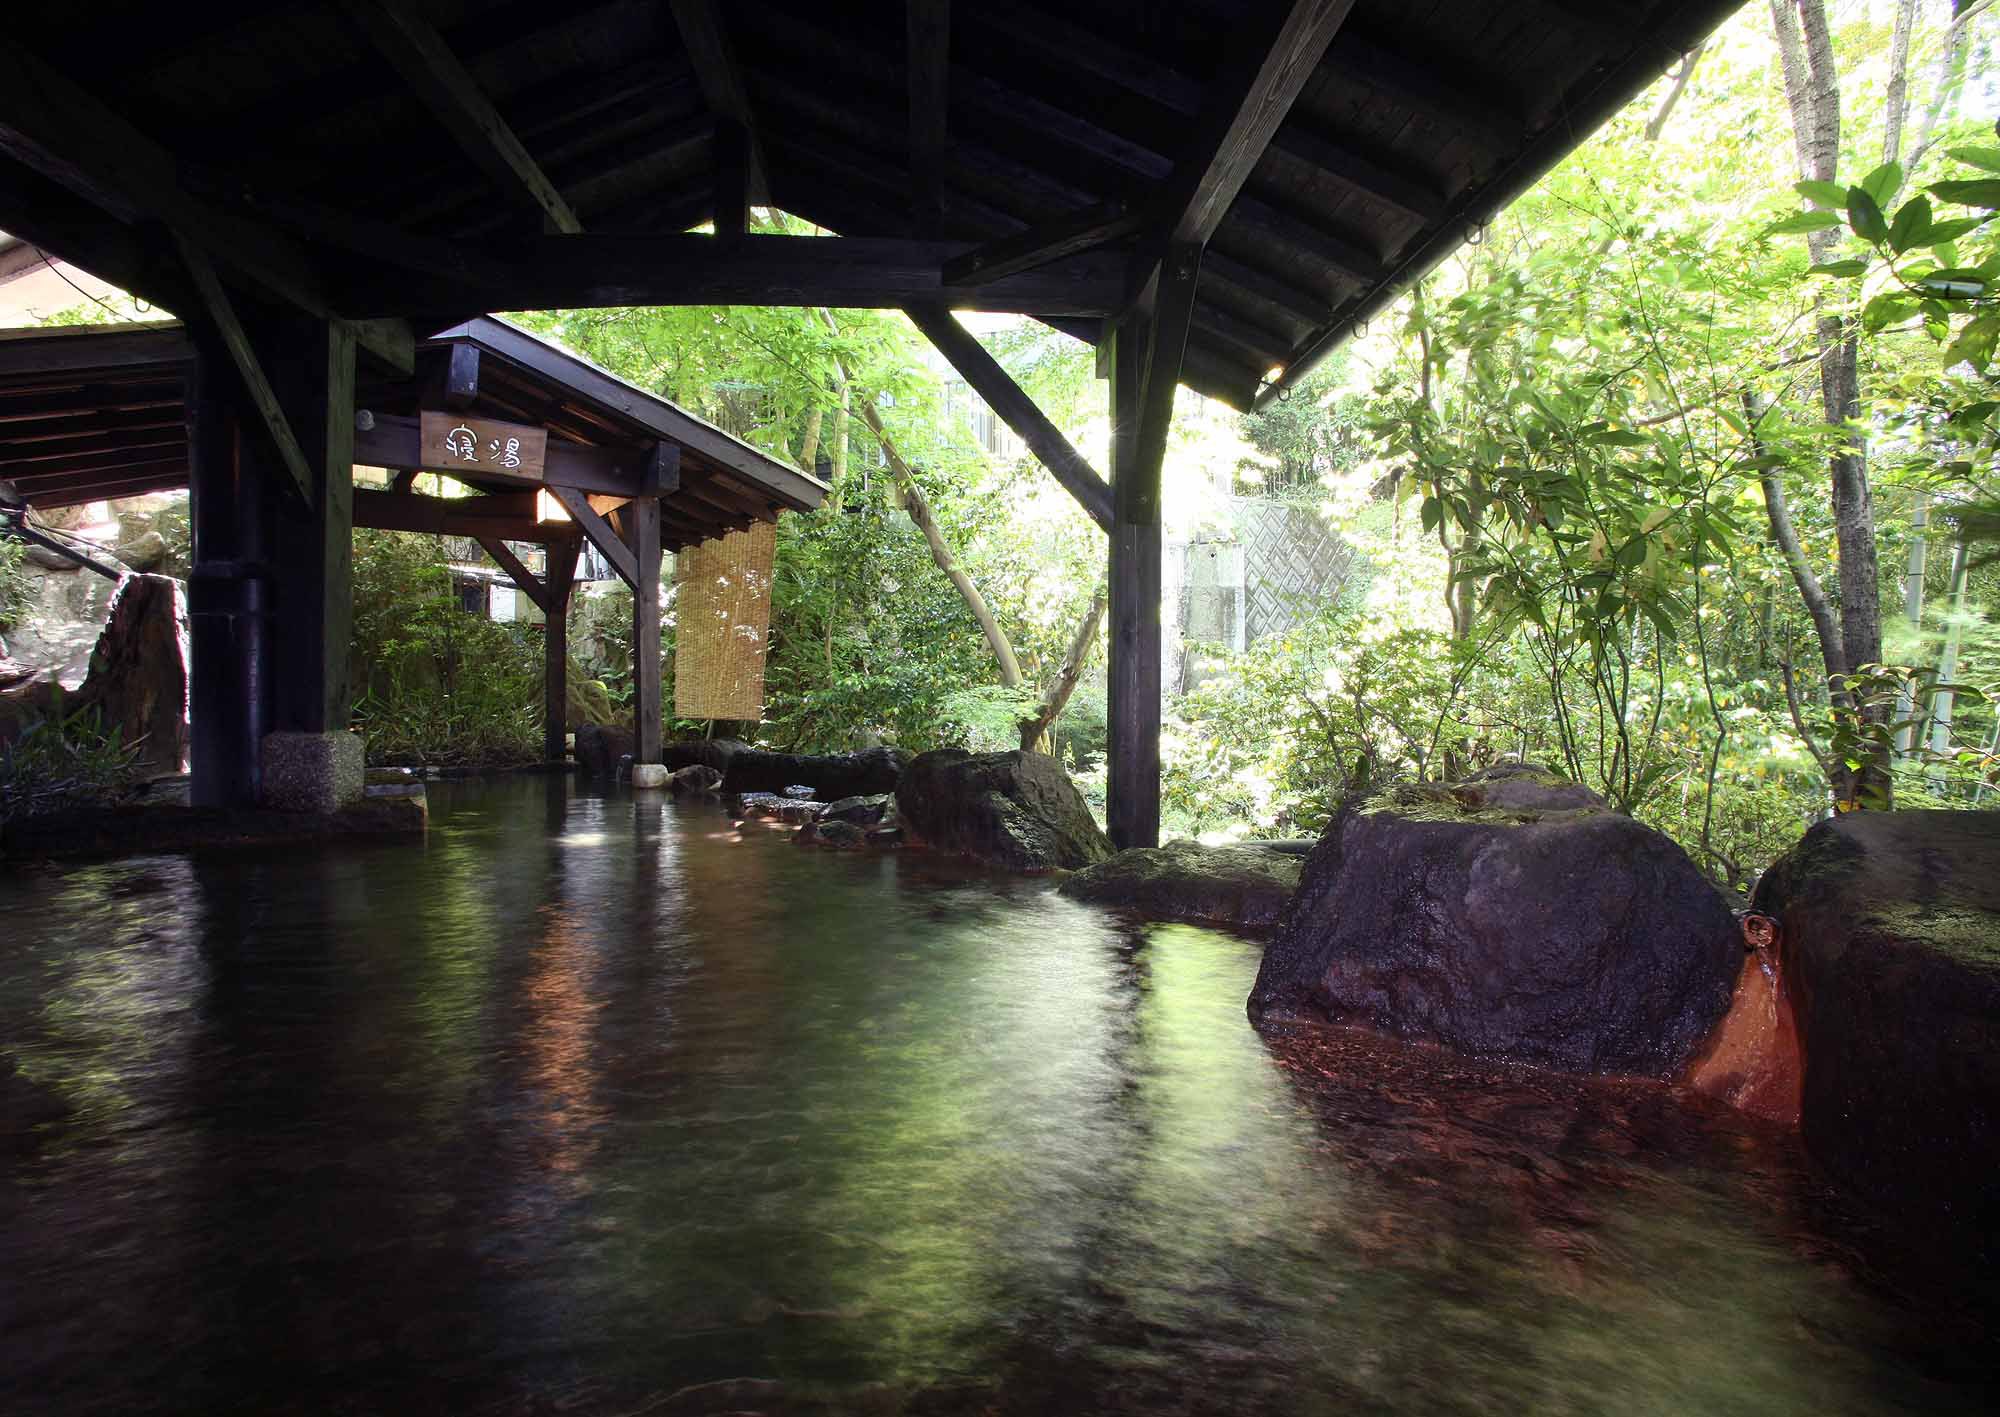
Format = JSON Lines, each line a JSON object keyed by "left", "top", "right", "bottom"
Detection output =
{"left": 960, "top": 6, "right": 1448, "bottom": 223}
{"left": 1165, "top": 0, "right": 1359, "bottom": 248}
{"left": 545, "top": 484, "right": 639, "bottom": 589}
{"left": 352, "top": 487, "right": 554, "bottom": 542}
{"left": 346, "top": 1, "right": 582, "bottom": 234}
{"left": 0, "top": 45, "right": 412, "bottom": 371}
{"left": 940, "top": 198, "right": 1151, "bottom": 287}
{"left": 903, "top": 302, "right": 1112, "bottom": 532}
{"left": 907, "top": 1, "right": 951, "bottom": 231}
{"left": 670, "top": 0, "right": 772, "bottom": 206}
{"left": 474, "top": 536, "right": 549, "bottom": 613}
{"left": 339, "top": 234, "right": 1128, "bottom": 319}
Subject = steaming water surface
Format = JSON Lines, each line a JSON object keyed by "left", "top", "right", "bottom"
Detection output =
{"left": 1, "top": 777, "right": 1991, "bottom": 1414}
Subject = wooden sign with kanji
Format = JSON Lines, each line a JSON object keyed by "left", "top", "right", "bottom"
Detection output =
{"left": 418, "top": 411, "right": 549, "bottom": 479}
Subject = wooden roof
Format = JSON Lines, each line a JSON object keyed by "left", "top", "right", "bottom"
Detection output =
{"left": 0, "top": 316, "right": 824, "bottom": 532}
{"left": 0, "top": 1, "right": 1741, "bottom": 413}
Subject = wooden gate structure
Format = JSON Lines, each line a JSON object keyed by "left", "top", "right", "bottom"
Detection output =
{"left": 0, "top": 0, "right": 1740, "bottom": 845}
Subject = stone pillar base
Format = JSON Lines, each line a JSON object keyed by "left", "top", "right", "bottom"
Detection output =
{"left": 630, "top": 762, "right": 669, "bottom": 790}
{"left": 260, "top": 731, "right": 365, "bottom": 812}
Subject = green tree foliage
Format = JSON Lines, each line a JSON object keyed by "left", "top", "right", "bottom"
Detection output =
{"left": 349, "top": 530, "right": 544, "bottom": 766}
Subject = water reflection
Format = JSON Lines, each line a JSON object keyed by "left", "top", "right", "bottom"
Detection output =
{"left": 0, "top": 777, "right": 1992, "bottom": 1415}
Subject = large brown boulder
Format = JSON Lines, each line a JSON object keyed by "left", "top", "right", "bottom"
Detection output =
{"left": 1249, "top": 764, "right": 1740, "bottom": 1075}
{"left": 894, "top": 749, "right": 1112, "bottom": 872}
{"left": 1061, "top": 840, "right": 1305, "bottom": 930}
{"left": 69, "top": 574, "right": 189, "bottom": 777}
{"left": 1752, "top": 811, "right": 2000, "bottom": 1262}
{"left": 573, "top": 722, "right": 634, "bottom": 778}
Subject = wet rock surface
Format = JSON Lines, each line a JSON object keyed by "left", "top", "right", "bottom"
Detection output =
{"left": 1753, "top": 810, "right": 2000, "bottom": 1261}
{"left": 895, "top": 749, "right": 1113, "bottom": 872}
{"left": 732, "top": 793, "right": 823, "bottom": 824}
{"left": 1061, "top": 840, "right": 1304, "bottom": 929}
{"left": 573, "top": 722, "right": 635, "bottom": 778}
{"left": 66, "top": 574, "right": 189, "bottom": 776}
{"left": 666, "top": 764, "right": 723, "bottom": 796}
{"left": 720, "top": 745, "right": 909, "bottom": 800}
{"left": 1250, "top": 764, "right": 1740, "bottom": 1075}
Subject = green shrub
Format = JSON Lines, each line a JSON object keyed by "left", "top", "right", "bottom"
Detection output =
{"left": 0, "top": 696, "right": 139, "bottom": 823}
{"left": 349, "top": 530, "right": 543, "bottom": 766}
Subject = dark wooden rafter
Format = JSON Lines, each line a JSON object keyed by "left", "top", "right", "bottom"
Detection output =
{"left": 174, "top": 233, "right": 312, "bottom": 505}
{"left": 345, "top": 0, "right": 583, "bottom": 234}
{"left": 670, "top": 0, "right": 772, "bottom": 207}
{"left": 1165, "top": 0, "right": 1359, "bottom": 248}
{"left": 907, "top": 0, "right": 951, "bottom": 230}
{"left": 0, "top": 42, "right": 413, "bottom": 372}
{"left": 339, "top": 233, "right": 1126, "bottom": 319}
{"left": 352, "top": 486, "right": 547, "bottom": 540}
{"left": 955, "top": 8, "right": 1448, "bottom": 223}
{"left": 942, "top": 198, "right": 1151, "bottom": 287}
{"left": 902, "top": 302, "right": 1111, "bottom": 533}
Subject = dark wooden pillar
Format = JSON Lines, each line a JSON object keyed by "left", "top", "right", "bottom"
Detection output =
{"left": 264, "top": 316, "right": 356, "bottom": 736}
{"left": 186, "top": 333, "right": 268, "bottom": 808}
{"left": 185, "top": 308, "right": 355, "bottom": 807}
{"left": 544, "top": 536, "right": 580, "bottom": 762}
{"left": 1106, "top": 316, "right": 1161, "bottom": 849}
{"left": 629, "top": 496, "right": 663, "bottom": 766}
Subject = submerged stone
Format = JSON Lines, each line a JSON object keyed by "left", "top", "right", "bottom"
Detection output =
{"left": 1752, "top": 810, "right": 2000, "bottom": 1262}
{"left": 732, "top": 792, "right": 823, "bottom": 824}
{"left": 1061, "top": 840, "right": 1303, "bottom": 929}
{"left": 1249, "top": 763, "right": 1740, "bottom": 1076}
{"left": 895, "top": 749, "right": 1112, "bottom": 872}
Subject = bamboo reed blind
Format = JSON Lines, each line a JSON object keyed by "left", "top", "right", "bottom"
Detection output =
{"left": 673, "top": 521, "right": 777, "bottom": 722}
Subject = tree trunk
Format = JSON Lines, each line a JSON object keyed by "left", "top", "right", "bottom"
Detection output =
{"left": 1892, "top": 491, "right": 1930, "bottom": 759}
{"left": 1771, "top": 0, "right": 1891, "bottom": 805}
{"left": 798, "top": 402, "right": 824, "bottom": 475}
{"left": 1882, "top": 0, "right": 1917, "bottom": 169}
{"left": 1643, "top": 42, "right": 1706, "bottom": 141}
{"left": 1906, "top": 4, "right": 1975, "bottom": 176}
{"left": 1927, "top": 533, "right": 1971, "bottom": 778}
{"left": 1020, "top": 587, "right": 1107, "bottom": 753}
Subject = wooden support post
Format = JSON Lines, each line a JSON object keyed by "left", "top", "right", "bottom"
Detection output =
{"left": 265, "top": 315, "right": 356, "bottom": 737}
{"left": 1105, "top": 317, "right": 1161, "bottom": 850}
{"left": 186, "top": 329, "right": 267, "bottom": 808}
{"left": 544, "top": 536, "right": 580, "bottom": 762}
{"left": 629, "top": 496, "right": 664, "bottom": 767}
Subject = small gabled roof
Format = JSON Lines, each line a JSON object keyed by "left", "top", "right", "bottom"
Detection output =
{"left": 0, "top": 316, "right": 826, "bottom": 532}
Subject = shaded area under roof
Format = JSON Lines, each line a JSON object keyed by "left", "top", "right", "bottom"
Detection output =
{"left": 0, "top": 0, "right": 1743, "bottom": 411}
